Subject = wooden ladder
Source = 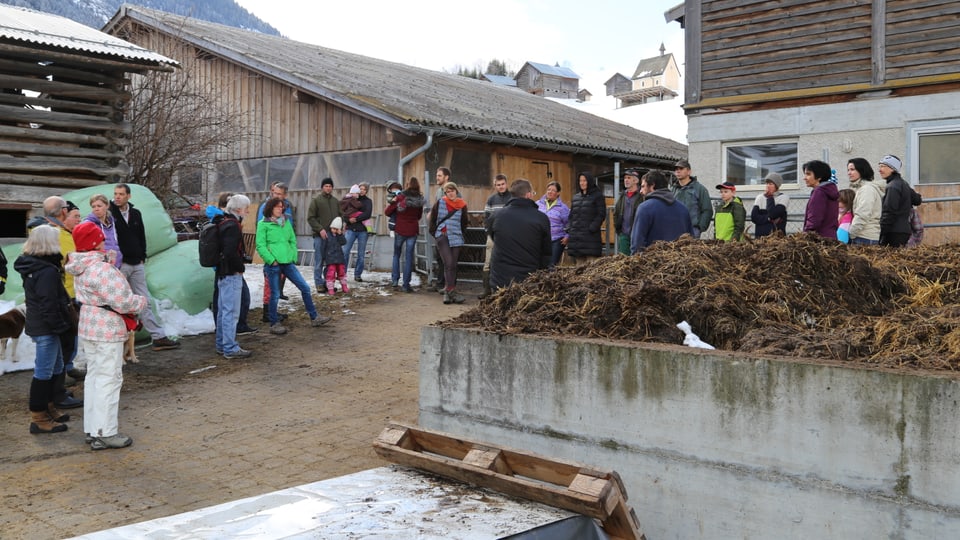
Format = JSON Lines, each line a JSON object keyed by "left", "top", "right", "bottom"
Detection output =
{"left": 374, "top": 423, "right": 644, "bottom": 540}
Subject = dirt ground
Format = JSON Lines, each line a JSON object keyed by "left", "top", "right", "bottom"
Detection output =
{"left": 0, "top": 280, "right": 470, "bottom": 539}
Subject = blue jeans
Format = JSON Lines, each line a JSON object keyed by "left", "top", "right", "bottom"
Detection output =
{"left": 215, "top": 274, "right": 242, "bottom": 354}
{"left": 313, "top": 235, "right": 328, "bottom": 290}
{"left": 550, "top": 239, "right": 565, "bottom": 268}
{"left": 852, "top": 237, "right": 880, "bottom": 246}
{"left": 212, "top": 275, "right": 251, "bottom": 331}
{"left": 265, "top": 263, "right": 318, "bottom": 325}
{"left": 343, "top": 229, "right": 368, "bottom": 278}
{"left": 32, "top": 334, "right": 64, "bottom": 380}
{"left": 392, "top": 234, "right": 417, "bottom": 287}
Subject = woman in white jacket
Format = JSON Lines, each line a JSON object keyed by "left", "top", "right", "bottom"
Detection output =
{"left": 846, "top": 158, "right": 883, "bottom": 245}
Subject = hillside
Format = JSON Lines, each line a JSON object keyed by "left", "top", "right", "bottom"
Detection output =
{"left": 0, "top": 0, "right": 279, "bottom": 34}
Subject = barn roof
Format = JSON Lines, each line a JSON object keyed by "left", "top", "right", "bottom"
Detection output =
{"left": 482, "top": 74, "right": 519, "bottom": 87}
{"left": 0, "top": 4, "right": 176, "bottom": 68}
{"left": 106, "top": 5, "right": 685, "bottom": 163}
{"left": 631, "top": 53, "right": 675, "bottom": 80}
{"left": 523, "top": 62, "right": 580, "bottom": 80}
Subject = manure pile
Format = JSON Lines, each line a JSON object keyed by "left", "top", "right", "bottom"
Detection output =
{"left": 445, "top": 234, "right": 960, "bottom": 371}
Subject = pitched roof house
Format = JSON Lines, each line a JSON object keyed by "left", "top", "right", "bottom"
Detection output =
{"left": 515, "top": 62, "right": 580, "bottom": 99}
{"left": 612, "top": 44, "right": 680, "bottom": 108}
{"left": 0, "top": 4, "right": 176, "bottom": 236}
{"left": 668, "top": 0, "right": 959, "bottom": 244}
{"left": 105, "top": 5, "right": 685, "bottom": 217}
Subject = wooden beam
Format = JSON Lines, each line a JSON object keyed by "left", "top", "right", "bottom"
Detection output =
{"left": 0, "top": 156, "right": 129, "bottom": 177}
{"left": 0, "top": 90, "right": 116, "bottom": 115}
{"left": 0, "top": 103, "right": 129, "bottom": 133}
{"left": 0, "top": 73, "right": 127, "bottom": 101}
{"left": 0, "top": 42, "right": 175, "bottom": 73}
{"left": 0, "top": 171, "right": 104, "bottom": 188}
{"left": 0, "top": 57, "right": 125, "bottom": 87}
{"left": 873, "top": 0, "right": 886, "bottom": 84}
{"left": 0, "top": 139, "right": 122, "bottom": 160}
{"left": 0, "top": 124, "right": 113, "bottom": 146}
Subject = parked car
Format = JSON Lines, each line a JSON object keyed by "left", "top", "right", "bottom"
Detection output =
{"left": 162, "top": 191, "right": 205, "bottom": 241}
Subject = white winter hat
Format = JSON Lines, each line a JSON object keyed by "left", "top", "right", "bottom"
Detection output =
{"left": 879, "top": 155, "right": 902, "bottom": 172}
{"left": 330, "top": 217, "right": 343, "bottom": 230}
{"left": 349, "top": 184, "right": 360, "bottom": 195}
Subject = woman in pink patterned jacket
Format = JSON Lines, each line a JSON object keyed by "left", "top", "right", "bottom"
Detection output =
{"left": 65, "top": 221, "right": 146, "bottom": 451}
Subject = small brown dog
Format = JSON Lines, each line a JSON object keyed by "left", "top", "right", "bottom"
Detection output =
{"left": 122, "top": 331, "right": 138, "bottom": 364}
{"left": 0, "top": 305, "right": 27, "bottom": 362}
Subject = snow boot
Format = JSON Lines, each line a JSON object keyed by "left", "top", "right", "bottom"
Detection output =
{"left": 340, "top": 277, "right": 350, "bottom": 294}
{"left": 30, "top": 410, "right": 67, "bottom": 434}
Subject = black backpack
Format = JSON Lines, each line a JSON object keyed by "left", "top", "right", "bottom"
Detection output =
{"left": 198, "top": 220, "right": 223, "bottom": 267}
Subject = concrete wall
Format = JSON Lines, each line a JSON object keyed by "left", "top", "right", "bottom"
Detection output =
{"left": 419, "top": 327, "right": 960, "bottom": 540}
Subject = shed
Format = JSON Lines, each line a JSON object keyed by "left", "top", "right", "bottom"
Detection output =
{"left": 515, "top": 61, "right": 581, "bottom": 99}
{"left": 0, "top": 4, "right": 176, "bottom": 238}
{"left": 104, "top": 5, "right": 686, "bottom": 222}
{"left": 604, "top": 73, "right": 632, "bottom": 97}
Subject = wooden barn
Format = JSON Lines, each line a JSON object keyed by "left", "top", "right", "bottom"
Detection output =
{"left": 514, "top": 62, "right": 581, "bottom": 100}
{"left": 104, "top": 5, "right": 686, "bottom": 235}
{"left": 669, "top": 0, "right": 960, "bottom": 244}
{"left": 0, "top": 4, "right": 177, "bottom": 240}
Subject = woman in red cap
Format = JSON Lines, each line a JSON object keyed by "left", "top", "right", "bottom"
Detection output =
{"left": 65, "top": 221, "right": 146, "bottom": 450}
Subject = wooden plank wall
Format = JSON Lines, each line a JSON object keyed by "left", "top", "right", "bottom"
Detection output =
{"left": 126, "top": 22, "right": 396, "bottom": 163}
{"left": 699, "top": 0, "right": 873, "bottom": 101}
{"left": 886, "top": 0, "right": 960, "bottom": 80}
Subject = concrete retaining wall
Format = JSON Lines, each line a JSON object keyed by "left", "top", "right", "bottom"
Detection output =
{"left": 419, "top": 327, "right": 960, "bottom": 539}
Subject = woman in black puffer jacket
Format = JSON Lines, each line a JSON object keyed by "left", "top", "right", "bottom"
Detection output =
{"left": 565, "top": 172, "right": 607, "bottom": 263}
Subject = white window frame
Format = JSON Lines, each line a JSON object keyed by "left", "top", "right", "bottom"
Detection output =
{"left": 907, "top": 118, "right": 960, "bottom": 185}
{"left": 721, "top": 138, "right": 799, "bottom": 191}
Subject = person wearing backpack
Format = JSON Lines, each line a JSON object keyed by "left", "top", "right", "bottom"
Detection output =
{"left": 213, "top": 194, "right": 253, "bottom": 359}
{"left": 204, "top": 193, "right": 257, "bottom": 336}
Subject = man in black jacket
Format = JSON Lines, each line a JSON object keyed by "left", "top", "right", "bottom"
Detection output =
{"left": 110, "top": 184, "right": 181, "bottom": 351}
{"left": 488, "top": 179, "right": 552, "bottom": 290}
{"left": 480, "top": 174, "right": 511, "bottom": 298}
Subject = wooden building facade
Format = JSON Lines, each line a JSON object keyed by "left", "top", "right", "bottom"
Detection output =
{"left": 515, "top": 62, "right": 581, "bottom": 99}
{"left": 0, "top": 5, "right": 176, "bottom": 239}
{"left": 105, "top": 6, "right": 686, "bottom": 236}
{"left": 669, "top": 0, "right": 960, "bottom": 243}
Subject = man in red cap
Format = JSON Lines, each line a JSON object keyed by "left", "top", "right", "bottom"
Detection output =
{"left": 65, "top": 221, "right": 147, "bottom": 451}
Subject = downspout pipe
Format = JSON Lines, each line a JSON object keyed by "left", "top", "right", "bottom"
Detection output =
{"left": 398, "top": 130, "right": 434, "bottom": 192}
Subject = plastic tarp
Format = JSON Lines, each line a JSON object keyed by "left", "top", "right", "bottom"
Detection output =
{"left": 0, "top": 185, "right": 211, "bottom": 315}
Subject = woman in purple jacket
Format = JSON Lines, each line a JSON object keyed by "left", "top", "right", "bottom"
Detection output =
{"left": 801, "top": 160, "right": 839, "bottom": 239}
{"left": 536, "top": 181, "right": 570, "bottom": 268}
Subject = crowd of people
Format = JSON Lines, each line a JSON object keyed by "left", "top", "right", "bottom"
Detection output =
{"left": 3, "top": 152, "right": 927, "bottom": 449}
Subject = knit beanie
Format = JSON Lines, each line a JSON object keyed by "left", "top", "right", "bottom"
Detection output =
{"left": 763, "top": 172, "right": 783, "bottom": 189}
{"left": 321, "top": 177, "right": 334, "bottom": 188}
{"left": 879, "top": 155, "right": 902, "bottom": 172}
{"left": 349, "top": 184, "right": 360, "bottom": 195}
{"left": 72, "top": 221, "right": 105, "bottom": 252}
{"left": 330, "top": 217, "right": 343, "bottom": 230}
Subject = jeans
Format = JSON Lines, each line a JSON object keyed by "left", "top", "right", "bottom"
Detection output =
{"left": 852, "top": 237, "right": 880, "bottom": 246}
{"left": 120, "top": 262, "right": 163, "bottom": 339}
{"left": 212, "top": 275, "right": 251, "bottom": 331}
{"left": 313, "top": 235, "right": 328, "bottom": 289}
{"left": 265, "top": 263, "right": 318, "bottom": 324}
{"left": 31, "top": 334, "right": 64, "bottom": 380}
{"left": 343, "top": 229, "right": 368, "bottom": 278}
{"left": 550, "top": 239, "right": 565, "bottom": 268}
{"left": 392, "top": 234, "right": 417, "bottom": 287}
{"left": 215, "top": 274, "right": 242, "bottom": 354}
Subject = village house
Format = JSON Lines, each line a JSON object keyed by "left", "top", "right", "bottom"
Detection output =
{"left": 668, "top": 1, "right": 960, "bottom": 243}
{"left": 0, "top": 4, "right": 176, "bottom": 239}
{"left": 607, "top": 44, "right": 681, "bottom": 108}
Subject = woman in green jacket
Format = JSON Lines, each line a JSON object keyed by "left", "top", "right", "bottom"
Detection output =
{"left": 256, "top": 197, "right": 330, "bottom": 335}
{"left": 714, "top": 182, "right": 746, "bottom": 242}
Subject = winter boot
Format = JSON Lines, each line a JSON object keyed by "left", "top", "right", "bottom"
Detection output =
{"left": 449, "top": 288, "right": 466, "bottom": 304}
{"left": 326, "top": 279, "right": 336, "bottom": 295}
{"left": 47, "top": 403, "right": 70, "bottom": 423}
{"left": 478, "top": 270, "right": 491, "bottom": 300}
{"left": 339, "top": 277, "right": 350, "bottom": 294}
{"left": 30, "top": 410, "right": 67, "bottom": 434}
{"left": 262, "top": 304, "right": 270, "bottom": 323}
{"left": 443, "top": 289, "right": 453, "bottom": 305}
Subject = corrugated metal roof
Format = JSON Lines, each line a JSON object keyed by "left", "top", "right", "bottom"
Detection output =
{"left": 527, "top": 61, "right": 580, "bottom": 80}
{"left": 482, "top": 74, "right": 518, "bottom": 87}
{"left": 0, "top": 4, "right": 176, "bottom": 67}
{"left": 111, "top": 6, "right": 685, "bottom": 162}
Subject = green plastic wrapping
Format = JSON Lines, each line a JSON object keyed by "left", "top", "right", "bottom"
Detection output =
{"left": 66, "top": 184, "right": 178, "bottom": 256}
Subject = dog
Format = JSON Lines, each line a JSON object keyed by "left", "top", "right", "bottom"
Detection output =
{"left": 0, "top": 305, "right": 26, "bottom": 362}
{"left": 122, "top": 331, "right": 138, "bottom": 364}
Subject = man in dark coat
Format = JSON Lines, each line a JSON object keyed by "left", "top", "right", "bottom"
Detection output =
{"left": 110, "top": 184, "right": 181, "bottom": 351}
{"left": 488, "top": 179, "right": 552, "bottom": 290}
{"left": 631, "top": 170, "right": 693, "bottom": 254}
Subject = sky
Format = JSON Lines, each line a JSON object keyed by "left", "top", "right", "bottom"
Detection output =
{"left": 233, "top": 0, "right": 689, "bottom": 143}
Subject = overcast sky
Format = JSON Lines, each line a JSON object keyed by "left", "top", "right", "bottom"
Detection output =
{"left": 233, "top": 0, "right": 685, "bottom": 93}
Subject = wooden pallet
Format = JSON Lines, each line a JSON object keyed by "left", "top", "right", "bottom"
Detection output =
{"left": 373, "top": 423, "right": 644, "bottom": 540}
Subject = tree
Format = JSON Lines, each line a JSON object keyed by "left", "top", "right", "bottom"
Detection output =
{"left": 125, "top": 55, "right": 249, "bottom": 197}
{"left": 486, "top": 59, "right": 511, "bottom": 77}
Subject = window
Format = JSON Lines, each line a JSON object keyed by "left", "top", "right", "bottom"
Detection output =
{"left": 908, "top": 119, "right": 960, "bottom": 184}
{"left": 723, "top": 141, "right": 798, "bottom": 187}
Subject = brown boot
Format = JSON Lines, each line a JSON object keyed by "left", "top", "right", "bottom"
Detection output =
{"left": 30, "top": 410, "right": 67, "bottom": 434}
{"left": 47, "top": 403, "right": 70, "bottom": 423}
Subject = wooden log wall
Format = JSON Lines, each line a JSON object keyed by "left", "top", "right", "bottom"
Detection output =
{"left": 0, "top": 42, "right": 135, "bottom": 191}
